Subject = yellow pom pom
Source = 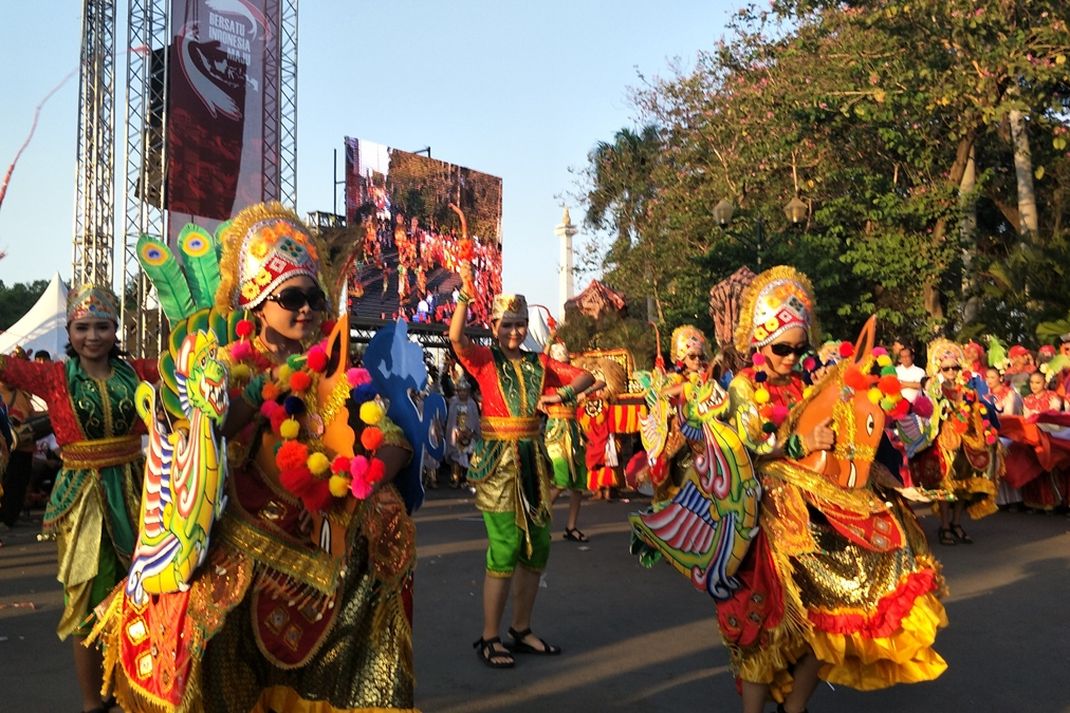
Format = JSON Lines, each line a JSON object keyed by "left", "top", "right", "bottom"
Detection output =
{"left": 277, "top": 364, "right": 293, "bottom": 381}
{"left": 230, "top": 363, "right": 252, "bottom": 382}
{"left": 754, "top": 388, "right": 770, "bottom": 404}
{"left": 328, "top": 474, "right": 351, "bottom": 498}
{"left": 876, "top": 354, "right": 892, "bottom": 368}
{"left": 867, "top": 388, "right": 882, "bottom": 405}
{"left": 167, "top": 432, "right": 182, "bottom": 446}
{"left": 359, "top": 400, "right": 384, "bottom": 425}
{"left": 307, "top": 451, "right": 330, "bottom": 476}
{"left": 803, "top": 386, "right": 814, "bottom": 399}
{"left": 279, "top": 418, "right": 301, "bottom": 439}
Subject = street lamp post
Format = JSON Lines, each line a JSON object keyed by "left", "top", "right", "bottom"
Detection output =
{"left": 713, "top": 196, "right": 809, "bottom": 269}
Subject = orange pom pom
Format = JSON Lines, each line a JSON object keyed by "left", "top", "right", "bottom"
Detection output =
{"left": 844, "top": 366, "right": 871, "bottom": 392}
{"left": 261, "top": 382, "right": 281, "bottom": 401}
{"left": 361, "top": 426, "right": 384, "bottom": 452}
{"left": 877, "top": 374, "right": 901, "bottom": 397}
{"left": 289, "top": 370, "right": 312, "bottom": 393}
{"left": 276, "top": 440, "right": 310, "bottom": 471}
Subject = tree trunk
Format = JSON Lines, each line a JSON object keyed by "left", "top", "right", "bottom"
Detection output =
{"left": 1009, "top": 108, "right": 1040, "bottom": 237}
{"left": 924, "top": 132, "right": 977, "bottom": 328}
{"left": 960, "top": 143, "right": 980, "bottom": 325}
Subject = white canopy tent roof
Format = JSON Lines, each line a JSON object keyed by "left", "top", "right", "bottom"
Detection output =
{"left": 522, "top": 305, "right": 552, "bottom": 353}
{"left": 0, "top": 272, "right": 69, "bottom": 359}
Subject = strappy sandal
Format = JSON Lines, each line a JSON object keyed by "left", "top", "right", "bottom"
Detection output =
{"left": 473, "top": 636, "right": 514, "bottom": 668}
{"left": 508, "top": 626, "right": 562, "bottom": 655}
{"left": 938, "top": 526, "right": 956, "bottom": 546}
{"left": 563, "top": 527, "right": 589, "bottom": 543}
{"left": 950, "top": 524, "right": 973, "bottom": 544}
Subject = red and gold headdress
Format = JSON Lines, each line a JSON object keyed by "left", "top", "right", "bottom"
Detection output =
{"left": 215, "top": 202, "right": 321, "bottom": 311}
{"left": 670, "top": 325, "right": 709, "bottom": 363}
{"left": 926, "top": 337, "right": 964, "bottom": 377}
{"left": 734, "top": 266, "right": 816, "bottom": 353}
{"left": 67, "top": 283, "right": 120, "bottom": 324}
{"left": 490, "top": 293, "right": 527, "bottom": 323}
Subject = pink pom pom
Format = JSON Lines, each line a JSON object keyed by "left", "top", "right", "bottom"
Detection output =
{"left": 770, "top": 404, "right": 790, "bottom": 426}
{"left": 872, "top": 346, "right": 888, "bottom": 357}
{"left": 230, "top": 341, "right": 253, "bottom": 361}
{"left": 306, "top": 345, "right": 328, "bottom": 373}
{"left": 260, "top": 400, "right": 281, "bottom": 419}
{"left": 349, "top": 454, "right": 369, "bottom": 479}
{"left": 347, "top": 367, "right": 372, "bottom": 387}
{"left": 350, "top": 475, "right": 373, "bottom": 499}
{"left": 913, "top": 395, "right": 934, "bottom": 419}
{"left": 802, "top": 356, "right": 817, "bottom": 372}
{"left": 752, "top": 353, "right": 766, "bottom": 366}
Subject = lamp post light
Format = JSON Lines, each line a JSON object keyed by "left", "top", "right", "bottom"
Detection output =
{"left": 714, "top": 196, "right": 810, "bottom": 269}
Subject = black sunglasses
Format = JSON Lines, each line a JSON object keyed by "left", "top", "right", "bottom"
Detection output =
{"left": 769, "top": 342, "right": 809, "bottom": 357}
{"left": 941, "top": 365, "right": 962, "bottom": 372}
{"left": 267, "top": 287, "right": 328, "bottom": 312}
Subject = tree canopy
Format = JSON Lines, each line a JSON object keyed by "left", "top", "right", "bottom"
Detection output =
{"left": 578, "top": 0, "right": 1070, "bottom": 350}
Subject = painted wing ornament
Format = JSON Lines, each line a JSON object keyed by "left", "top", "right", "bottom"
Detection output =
{"left": 629, "top": 374, "right": 761, "bottom": 601}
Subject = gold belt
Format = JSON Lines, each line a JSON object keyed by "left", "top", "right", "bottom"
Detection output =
{"left": 480, "top": 416, "right": 542, "bottom": 440}
{"left": 62, "top": 435, "right": 143, "bottom": 470}
{"left": 546, "top": 405, "right": 576, "bottom": 420}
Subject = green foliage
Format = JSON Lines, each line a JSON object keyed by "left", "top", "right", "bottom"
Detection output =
{"left": 578, "top": 0, "right": 1070, "bottom": 347}
{"left": 556, "top": 306, "right": 658, "bottom": 369}
{"left": 0, "top": 280, "right": 50, "bottom": 331}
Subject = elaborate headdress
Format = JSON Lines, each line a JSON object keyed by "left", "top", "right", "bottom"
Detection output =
{"left": 67, "top": 283, "right": 120, "bottom": 324}
{"left": 215, "top": 202, "right": 321, "bottom": 311}
{"left": 734, "top": 265, "right": 816, "bottom": 353}
{"left": 926, "top": 337, "right": 965, "bottom": 377}
{"left": 490, "top": 293, "right": 527, "bottom": 323}
{"left": 670, "top": 325, "right": 709, "bottom": 363}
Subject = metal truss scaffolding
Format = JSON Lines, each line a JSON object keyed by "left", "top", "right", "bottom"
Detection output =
{"left": 121, "top": 0, "right": 169, "bottom": 356}
{"left": 73, "top": 0, "right": 116, "bottom": 289}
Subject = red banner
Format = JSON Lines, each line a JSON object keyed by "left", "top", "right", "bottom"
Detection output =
{"left": 167, "top": 0, "right": 279, "bottom": 233}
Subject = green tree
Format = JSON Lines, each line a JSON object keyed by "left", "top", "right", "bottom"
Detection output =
{"left": 0, "top": 279, "right": 50, "bottom": 331}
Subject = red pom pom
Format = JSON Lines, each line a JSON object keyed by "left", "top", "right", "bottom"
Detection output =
{"left": 301, "top": 481, "right": 334, "bottom": 513}
{"left": 838, "top": 341, "right": 855, "bottom": 358}
{"left": 235, "top": 319, "right": 255, "bottom": 338}
{"left": 458, "top": 238, "right": 474, "bottom": 262}
{"left": 877, "top": 374, "right": 901, "bottom": 397}
{"left": 332, "top": 455, "right": 352, "bottom": 474}
{"left": 913, "top": 395, "right": 934, "bottom": 419}
{"left": 889, "top": 399, "right": 912, "bottom": 420}
{"left": 844, "top": 366, "right": 870, "bottom": 391}
{"left": 306, "top": 346, "right": 328, "bottom": 373}
{"left": 361, "top": 426, "right": 384, "bottom": 452}
{"left": 279, "top": 465, "right": 315, "bottom": 495}
{"left": 366, "top": 457, "right": 386, "bottom": 484}
{"left": 269, "top": 411, "right": 288, "bottom": 434}
{"left": 276, "top": 440, "right": 310, "bottom": 471}
{"left": 289, "top": 371, "right": 312, "bottom": 393}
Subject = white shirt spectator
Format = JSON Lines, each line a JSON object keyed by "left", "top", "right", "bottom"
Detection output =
{"left": 896, "top": 363, "right": 927, "bottom": 403}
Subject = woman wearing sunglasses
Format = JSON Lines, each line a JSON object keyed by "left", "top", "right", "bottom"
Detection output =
{"left": 712, "top": 267, "right": 947, "bottom": 713}
{"left": 907, "top": 339, "right": 998, "bottom": 546}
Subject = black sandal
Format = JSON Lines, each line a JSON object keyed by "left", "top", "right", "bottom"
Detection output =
{"left": 563, "top": 527, "right": 589, "bottom": 543}
{"left": 938, "top": 526, "right": 956, "bottom": 546}
{"left": 950, "top": 524, "right": 973, "bottom": 544}
{"left": 473, "top": 636, "right": 515, "bottom": 668}
{"left": 508, "top": 626, "right": 562, "bottom": 655}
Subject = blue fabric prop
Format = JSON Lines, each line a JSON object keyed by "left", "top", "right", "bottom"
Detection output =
{"left": 363, "top": 319, "right": 447, "bottom": 513}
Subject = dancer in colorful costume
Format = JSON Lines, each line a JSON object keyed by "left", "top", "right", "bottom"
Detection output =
{"left": 93, "top": 203, "right": 418, "bottom": 712}
{"left": 999, "top": 368, "right": 1070, "bottom": 511}
{"left": 450, "top": 247, "right": 594, "bottom": 668}
{"left": 544, "top": 339, "right": 594, "bottom": 539}
{"left": 632, "top": 266, "right": 947, "bottom": 713}
{"left": 575, "top": 356, "right": 626, "bottom": 502}
{"left": 0, "top": 285, "right": 158, "bottom": 713}
{"left": 903, "top": 339, "right": 999, "bottom": 544}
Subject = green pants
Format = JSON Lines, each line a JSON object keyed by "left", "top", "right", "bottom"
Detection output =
{"left": 483, "top": 511, "right": 550, "bottom": 576}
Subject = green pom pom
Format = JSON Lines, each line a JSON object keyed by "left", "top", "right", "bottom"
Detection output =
{"left": 286, "top": 354, "right": 304, "bottom": 370}
{"left": 881, "top": 365, "right": 897, "bottom": 376}
{"left": 762, "top": 422, "right": 777, "bottom": 433}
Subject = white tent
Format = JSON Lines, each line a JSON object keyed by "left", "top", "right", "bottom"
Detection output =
{"left": 522, "top": 305, "right": 552, "bottom": 353}
{"left": 0, "top": 272, "right": 69, "bottom": 359}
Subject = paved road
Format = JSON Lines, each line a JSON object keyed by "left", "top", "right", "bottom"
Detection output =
{"left": 2, "top": 494, "right": 1068, "bottom": 712}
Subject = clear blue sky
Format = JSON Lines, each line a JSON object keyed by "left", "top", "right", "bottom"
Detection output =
{"left": 0, "top": 1, "right": 735, "bottom": 320}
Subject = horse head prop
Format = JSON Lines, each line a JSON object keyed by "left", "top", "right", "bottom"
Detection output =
{"left": 790, "top": 316, "right": 896, "bottom": 489}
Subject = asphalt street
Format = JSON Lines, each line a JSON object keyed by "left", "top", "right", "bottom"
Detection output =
{"left": 1, "top": 492, "right": 1068, "bottom": 712}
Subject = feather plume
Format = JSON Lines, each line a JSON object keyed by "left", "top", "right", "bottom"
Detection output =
{"left": 177, "top": 224, "right": 221, "bottom": 309}
{"left": 137, "top": 235, "right": 195, "bottom": 325}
